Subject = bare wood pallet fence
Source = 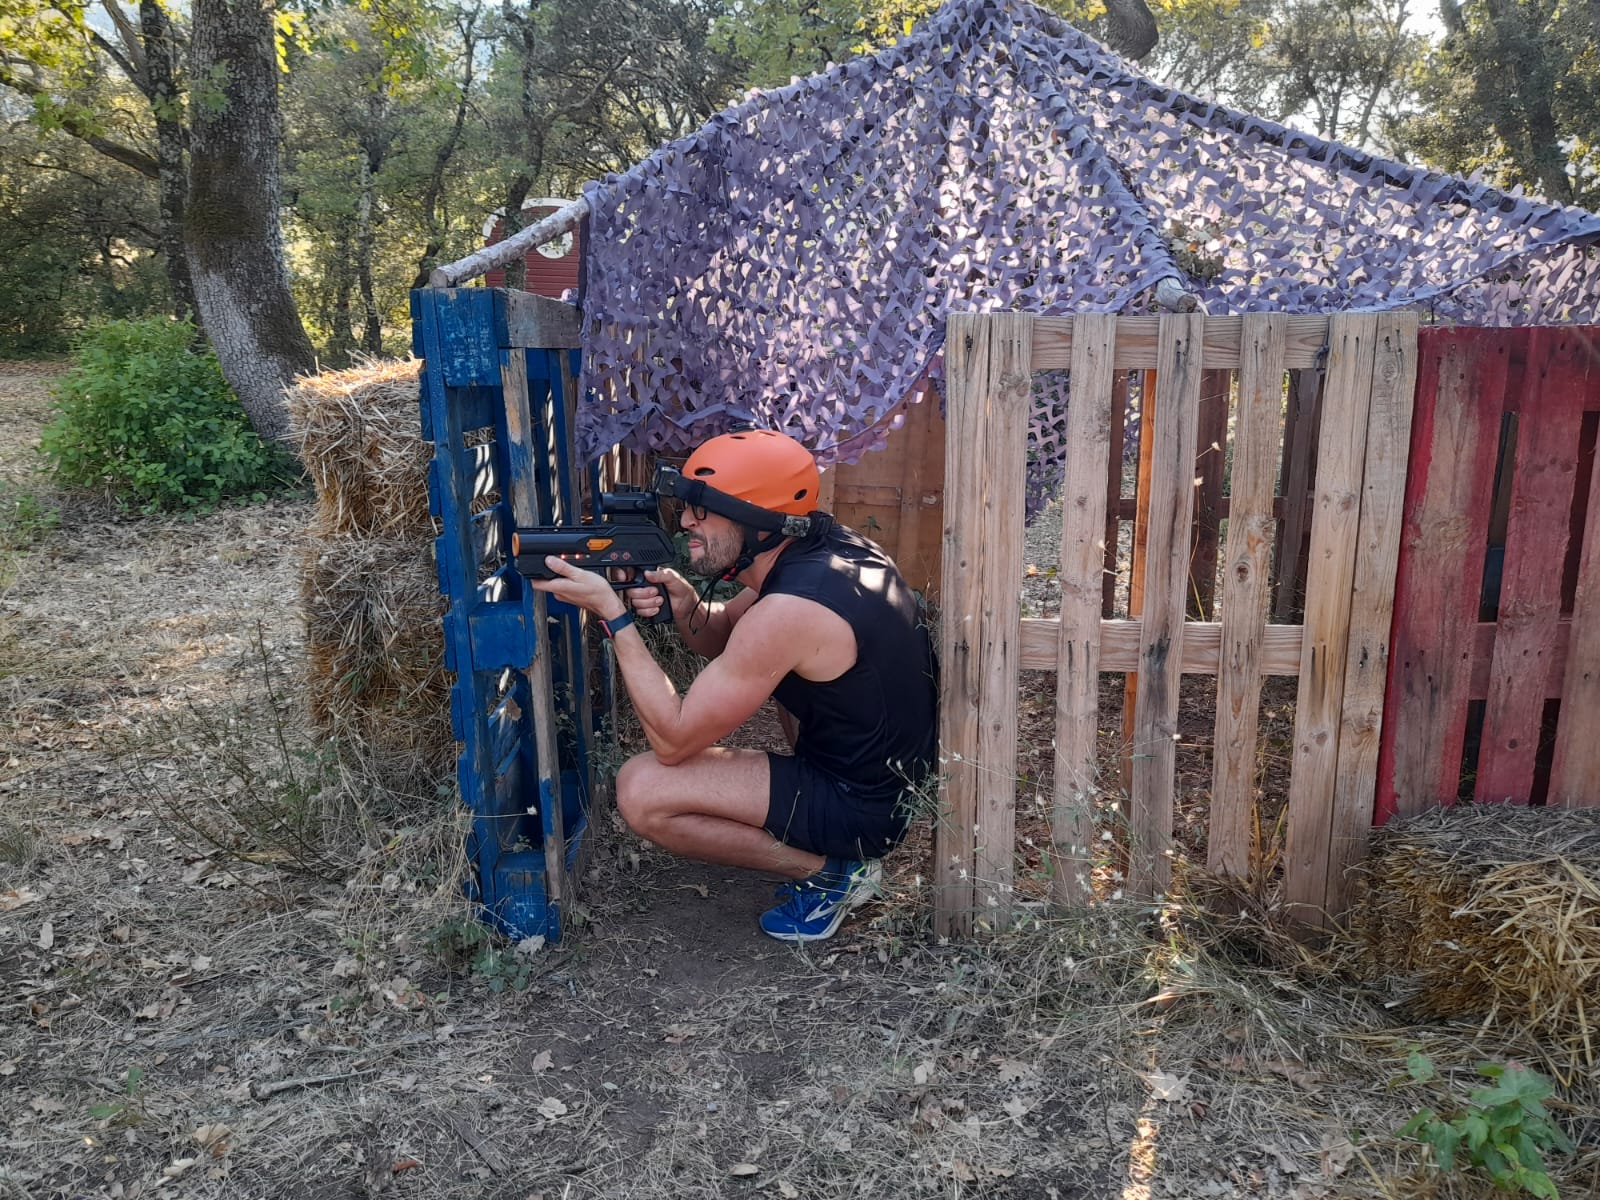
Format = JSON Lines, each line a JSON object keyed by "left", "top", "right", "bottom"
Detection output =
{"left": 935, "top": 311, "right": 1419, "bottom": 937}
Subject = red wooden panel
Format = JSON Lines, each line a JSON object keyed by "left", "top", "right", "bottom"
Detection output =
{"left": 1476, "top": 328, "right": 1589, "bottom": 802}
{"left": 1376, "top": 329, "right": 1510, "bottom": 823}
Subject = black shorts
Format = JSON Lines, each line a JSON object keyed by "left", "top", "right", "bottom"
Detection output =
{"left": 764, "top": 753, "right": 911, "bottom": 861}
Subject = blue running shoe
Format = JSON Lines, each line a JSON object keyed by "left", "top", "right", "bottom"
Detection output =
{"left": 759, "top": 857, "right": 881, "bottom": 942}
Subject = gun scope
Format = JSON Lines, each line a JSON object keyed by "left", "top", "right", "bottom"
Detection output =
{"left": 598, "top": 487, "right": 660, "bottom": 517}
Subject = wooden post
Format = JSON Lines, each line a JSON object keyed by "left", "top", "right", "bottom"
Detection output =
{"left": 1323, "top": 313, "right": 1417, "bottom": 919}
{"left": 1283, "top": 314, "right": 1378, "bottom": 927}
{"left": 1051, "top": 314, "right": 1117, "bottom": 905}
{"left": 1129, "top": 315, "right": 1205, "bottom": 899}
{"left": 936, "top": 313, "right": 1030, "bottom": 934}
{"left": 1208, "top": 314, "right": 1287, "bottom": 882}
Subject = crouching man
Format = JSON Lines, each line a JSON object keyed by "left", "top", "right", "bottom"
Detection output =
{"left": 529, "top": 429, "right": 937, "bottom": 942}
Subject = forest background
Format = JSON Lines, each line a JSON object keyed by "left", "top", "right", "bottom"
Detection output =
{"left": 2, "top": 0, "right": 1598, "bottom": 435}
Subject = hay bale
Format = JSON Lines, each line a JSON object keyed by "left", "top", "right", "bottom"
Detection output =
{"left": 300, "top": 533, "right": 453, "bottom": 792}
{"left": 1359, "top": 805, "right": 1600, "bottom": 1066}
{"left": 287, "top": 358, "right": 431, "bottom": 538}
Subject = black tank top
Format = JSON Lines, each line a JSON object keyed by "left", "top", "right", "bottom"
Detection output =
{"left": 761, "top": 524, "right": 938, "bottom": 800}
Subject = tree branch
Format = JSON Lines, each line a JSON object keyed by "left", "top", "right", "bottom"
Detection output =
{"left": 0, "top": 67, "right": 160, "bottom": 177}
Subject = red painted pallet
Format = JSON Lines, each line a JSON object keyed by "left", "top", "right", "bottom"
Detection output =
{"left": 1377, "top": 327, "right": 1600, "bottom": 819}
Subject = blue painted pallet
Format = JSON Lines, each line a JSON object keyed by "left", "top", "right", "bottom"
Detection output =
{"left": 410, "top": 288, "right": 597, "bottom": 942}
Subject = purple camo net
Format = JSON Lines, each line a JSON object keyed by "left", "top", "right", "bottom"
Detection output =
{"left": 575, "top": 0, "right": 1600, "bottom": 471}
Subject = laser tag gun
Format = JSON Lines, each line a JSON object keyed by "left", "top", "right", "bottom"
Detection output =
{"left": 510, "top": 484, "right": 677, "bottom": 624}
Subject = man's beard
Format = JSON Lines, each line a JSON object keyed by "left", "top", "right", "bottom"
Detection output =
{"left": 689, "top": 526, "right": 744, "bottom": 578}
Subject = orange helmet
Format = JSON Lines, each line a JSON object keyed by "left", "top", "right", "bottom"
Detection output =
{"left": 680, "top": 430, "right": 820, "bottom": 518}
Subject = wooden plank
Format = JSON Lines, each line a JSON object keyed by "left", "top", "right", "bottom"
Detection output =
{"left": 1466, "top": 620, "right": 1572, "bottom": 699}
{"left": 1324, "top": 313, "right": 1418, "bottom": 919}
{"left": 826, "top": 391, "right": 946, "bottom": 600}
{"left": 555, "top": 349, "right": 600, "bottom": 876}
{"left": 1051, "top": 313, "right": 1116, "bottom": 906}
{"left": 1103, "top": 372, "right": 1128, "bottom": 617}
{"left": 1283, "top": 313, "right": 1379, "bottom": 927}
{"left": 503, "top": 290, "right": 581, "bottom": 349}
{"left": 972, "top": 315, "right": 1030, "bottom": 928}
{"left": 1032, "top": 314, "right": 1330, "bottom": 371}
{"left": 1274, "top": 368, "right": 1323, "bottom": 619}
{"left": 1189, "top": 370, "right": 1232, "bottom": 619}
{"left": 501, "top": 348, "right": 569, "bottom": 929}
{"left": 1477, "top": 328, "right": 1588, "bottom": 803}
{"left": 1129, "top": 315, "right": 1205, "bottom": 899}
{"left": 1209, "top": 314, "right": 1287, "bottom": 880}
{"left": 936, "top": 313, "right": 991, "bottom": 936}
{"left": 1548, "top": 344, "right": 1600, "bottom": 806}
{"left": 1375, "top": 331, "right": 1509, "bottom": 822}
{"left": 1020, "top": 618, "right": 1303, "bottom": 675}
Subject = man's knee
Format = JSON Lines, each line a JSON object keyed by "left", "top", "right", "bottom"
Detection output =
{"left": 614, "top": 752, "right": 665, "bottom": 837}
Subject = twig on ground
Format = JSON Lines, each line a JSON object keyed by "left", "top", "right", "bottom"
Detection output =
{"left": 251, "top": 1066, "right": 380, "bottom": 1099}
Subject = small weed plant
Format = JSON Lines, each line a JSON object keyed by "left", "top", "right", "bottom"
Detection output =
{"left": 88, "top": 1066, "right": 147, "bottom": 1126}
{"left": 41, "top": 317, "right": 289, "bottom": 511}
{"left": 424, "top": 917, "right": 535, "bottom": 992}
{"left": 0, "top": 482, "right": 59, "bottom": 548}
{"left": 1399, "top": 1051, "right": 1574, "bottom": 1198}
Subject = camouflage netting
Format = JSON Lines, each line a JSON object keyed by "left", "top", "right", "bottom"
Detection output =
{"left": 575, "top": 0, "right": 1600, "bottom": 470}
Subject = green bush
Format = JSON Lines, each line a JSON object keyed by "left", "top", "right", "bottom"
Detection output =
{"left": 40, "top": 318, "right": 286, "bottom": 511}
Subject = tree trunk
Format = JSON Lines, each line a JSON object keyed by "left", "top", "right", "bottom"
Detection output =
{"left": 185, "top": 0, "right": 315, "bottom": 443}
{"left": 357, "top": 131, "right": 383, "bottom": 354}
{"left": 138, "top": 0, "right": 196, "bottom": 324}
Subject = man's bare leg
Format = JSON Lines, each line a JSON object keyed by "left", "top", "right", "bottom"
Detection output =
{"left": 614, "top": 746, "right": 823, "bottom": 880}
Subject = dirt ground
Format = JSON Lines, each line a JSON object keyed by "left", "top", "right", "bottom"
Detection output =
{"left": 3, "top": 362, "right": 1596, "bottom": 1200}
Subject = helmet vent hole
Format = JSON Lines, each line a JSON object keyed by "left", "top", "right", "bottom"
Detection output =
{"left": 693, "top": 467, "right": 716, "bottom": 476}
{"left": 794, "top": 489, "right": 809, "bottom": 500}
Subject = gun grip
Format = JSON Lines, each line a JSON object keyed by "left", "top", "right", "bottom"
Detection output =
{"left": 612, "top": 578, "right": 673, "bottom": 626}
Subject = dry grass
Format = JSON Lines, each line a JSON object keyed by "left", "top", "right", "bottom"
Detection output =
{"left": 1351, "top": 805, "right": 1600, "bottom": 1079}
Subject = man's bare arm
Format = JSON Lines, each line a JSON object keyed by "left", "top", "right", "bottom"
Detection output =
{"left": 609, "top": 594, "right": 823, "bottom": 765}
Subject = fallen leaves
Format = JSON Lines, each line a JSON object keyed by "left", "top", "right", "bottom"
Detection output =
{"left": 536, "top": 1097, "right": 567, "bottom": 1120}
{"left": 29, "top": 1095, "right": 66, "bottom": 1114}
{"left": 35, "top": 920, "right": 53, "bottom": 950}
{"left": 0, "top": 886, "right": 44, "bottom": 911}
{"left": 726, "top": 1162, "right": 760, "bottom": 1177}
{"left": 1143, "top": 1069, "right": 1188, "bottom": 1103}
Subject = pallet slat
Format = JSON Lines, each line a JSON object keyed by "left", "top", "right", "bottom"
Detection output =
{"left": 1129, "top": 315, "right": 1205, "bottom": 899}
{"left": 936, "top": 314, "right": 991, "bottom": 936}
{"left": 1478, "top": 328, "right": 1588, "bottom": 802}
{"left": 1325, "top": 312, "right": 1418, "bottom": 918}
{"left": 1209, "top": 314, "right": 1287, "bottom": 880}
{"left": 501, "top": 348, "right": 569, "bottom": 926}
{"left": 1051, "top": 313, "right": 1116, "bottom": 906}
{"left": 1032, "top": 314, "right": 1330, "bottom": 370}
{"left": 1550, "top": 346, "right": 1600, "bottom": 806}
{"left": 1021, "top": 618, "right": 1303, "bottom": 674}
{"left": 1284, "top": 313, "right": 1378, "bottom": 926}
{"left": 973, "top": 316, "right": 1030, "bottom": 927}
